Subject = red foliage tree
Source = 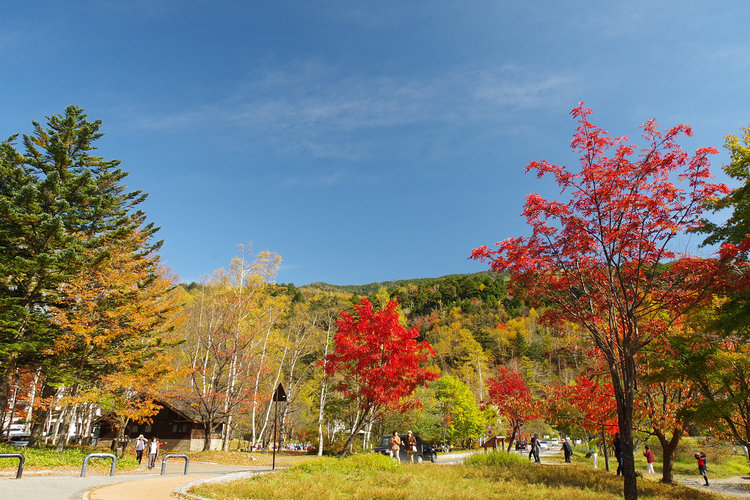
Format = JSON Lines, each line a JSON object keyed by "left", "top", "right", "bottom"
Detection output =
{"left": 563, "top": 374, "right": 619, "bottom": 470}
{"left": 472, "top": 103, "right": 730, "bottom": 499}
{"left": 485, "top": 366, "right": 541, "bottom": 451}
{"left": 323, "top": 298, "right": 437, "bottom": 455}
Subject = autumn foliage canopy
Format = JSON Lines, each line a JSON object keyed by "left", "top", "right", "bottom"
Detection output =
{"left": 472, "top": 103, "right": 734, "bottom": 498}
{"left": 324, "top": 298, "right": 437, "bottom": 414}
{"left": 485, "top": 366, "right": 540, "bottom": 446}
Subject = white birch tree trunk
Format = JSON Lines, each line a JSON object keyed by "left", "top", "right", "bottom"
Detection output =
{"left": 251, "top": 317, "right": 276, "bottom": 445}
{"left": 317, "top": 318, "right": 334, "bottom": 455}
{"left": 255, "top": 339, "right": 288, "bottom": 448}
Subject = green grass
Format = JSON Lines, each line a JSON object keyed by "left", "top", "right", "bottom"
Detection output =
{"left": 566, "top": 438, "right": 750, "bottom": 479}
{"left": 192, "top": 452, "right": 727, "bottom": 500}
{"left": 0, "top": 444, "right": 138, "bottom": 471}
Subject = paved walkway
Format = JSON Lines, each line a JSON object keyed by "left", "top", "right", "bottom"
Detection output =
{"left": 676, "top": 475, "right": 750, "bottom": 498}
{"left": 1, "top": 463, "right": 271, "bottom": 500}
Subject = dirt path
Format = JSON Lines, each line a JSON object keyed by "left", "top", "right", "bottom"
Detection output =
{"left": 676, "top": 475, "right": 750, "bottom": 498}
{"left": 87, "top": 475, "right": 211, "bottom": 500}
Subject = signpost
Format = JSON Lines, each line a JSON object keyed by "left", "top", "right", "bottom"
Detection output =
{"left": 272, "top": 383, "right": 287, "bottom": 470}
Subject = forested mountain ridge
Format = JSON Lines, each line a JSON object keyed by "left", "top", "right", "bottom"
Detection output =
{"left": 298, "top": 271, "right": 515, "bottom": 316}
{"left": 301, "top": 270, "right": 505, "bottom": 295}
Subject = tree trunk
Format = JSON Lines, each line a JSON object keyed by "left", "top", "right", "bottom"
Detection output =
{"left": 5, "top": 380, "right": 19, "bottom": 439}
{"left": 203, "top": 422, "right": 213, "bottom": 451}
{"left": 27, "top": 381, "right": 54, "bottom": 447}
{"left": 222, "top": 414, "right": 233, "bottom": 451}
{"left": 611, "top": 356, "right": 638, "bottom": 500}
{"left": 251, "top": 321, "right": 276, "bottom": 445}
{"left": 255, "top": 343, "right": 288, "bottom": 449}
{"left": 619, "top": 416, "right": 637, "bottom": 500}
{"left": 24, "top": 368, "right": 41, "bottom": 433}
{"left": 338, "top": 408, "right": 370, "bottom": 457}
{"left": 0, "top": 357, "right": 19, "bottom": 433}
{"left": 506, "top": 423, "right": 518, "bottom": 452}
{"left": 656, "top": 428, "right": 682, "bottom": 484}
{"left": 317, "top": 323, "right": 333, "bottom": 456}
{"left": 55, "top": 405, "right": 73, "bottom": 451}
{"left": 116, "top": 418, "right": 129, "bottom": 458}
{"left": 601, "top": 425, "right": 610, "bottom": 472}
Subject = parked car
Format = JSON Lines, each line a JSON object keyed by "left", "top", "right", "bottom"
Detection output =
{"left": 5, "top": 433, "right": 31, "bottom": 446}
{"left": 373, "top": 434, "right": 437, "bottom": 463}
{"left": 550, "top": 438, "right": 559, "bottom": 446}
{"left": 538, "top": 440, "right": 549, "bottom": 450}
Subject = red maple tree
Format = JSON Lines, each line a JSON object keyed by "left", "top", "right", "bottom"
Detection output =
{"left": 485, "top": 366, "right": 540, "bottom": 451}
{"left": 472, "top": 103, "right": 730, "bottom": 499}
{"left": 562, "top": 374, "right": 619, "bottom": 470}
{"left": 323, "top": 298, "right": 437, "bottom": 455}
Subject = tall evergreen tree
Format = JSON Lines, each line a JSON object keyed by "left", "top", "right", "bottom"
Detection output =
{"left": 0, "top": 106, "right": 160, "bottom": 433}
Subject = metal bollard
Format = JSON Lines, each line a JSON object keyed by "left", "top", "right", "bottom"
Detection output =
{"left": 80, "top": 452, "right": 117, "bottom": 477}
{"left": 0, "top": 453, "right": 25, "bottom": 479}
{"left": 160, "top": 453, "right": 189, "bottom": 475}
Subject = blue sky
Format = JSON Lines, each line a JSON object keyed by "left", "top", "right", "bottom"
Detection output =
{"left": 2, "top": 1, "right": 749, "bottom": 285}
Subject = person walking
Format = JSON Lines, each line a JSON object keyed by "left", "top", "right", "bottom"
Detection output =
{"left": 533, "top": 434, "right": 541, "bottom": 463}
{"left": 613, "top": 432, "right": 623, "bottom": 476}
{"left": 643, "top": 445, "right": 655, "bottom": 474}
{"left": 148, "top": 437, "right": 160, "bottom": 470}
{"left": 134, "top": 434, "right": 147, "bottom": 465}
{"left": 696, "top": 451, "right": 709, "bottom": 486}
{"left": 562, "top": 438, "right": 573, "bottom": 463}
{"left": 406, "top": 431, "right": 418, "bottom": 463}
{"left": 389, "top": 431, "right": 402, "bottom": 463}
{"left": 528, "top": 435, "right": 536, "bottom": 461}
{"left": 590, "top": 442, "right": 599, "bottom": 469}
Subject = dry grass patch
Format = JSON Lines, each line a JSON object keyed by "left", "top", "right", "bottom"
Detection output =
{"left": 465, "top": 452, "right": 726, "bottom": 499}
{"left": 193, "top": 451, "right": 725, "bottom": 500}
{"left": 186, "top": 450, "right": 316, "bottom": 468}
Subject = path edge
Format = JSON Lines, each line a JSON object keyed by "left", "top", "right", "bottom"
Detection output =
{"left": 174, "top": 469, "right": 274, "bottom": 500}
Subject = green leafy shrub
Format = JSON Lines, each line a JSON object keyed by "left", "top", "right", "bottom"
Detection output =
{"left": 465, "top": 451, "right": 528, "bottom": 467}
{"left": 295, "top": 452, "right": 401, "bottom": 475}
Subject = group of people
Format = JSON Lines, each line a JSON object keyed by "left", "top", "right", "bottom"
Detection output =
{"left": 389, "top": 430, "right": 418, "bottom": 463}
{"left": 134, "top": 435, "right": 164, "bottom": 469}
{"left": 596, "top": 432, "right": 709, "bottom": 486}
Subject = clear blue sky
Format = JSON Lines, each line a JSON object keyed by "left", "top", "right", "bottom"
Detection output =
{"left": 2, "top": 1, "right": 748, "bottom": 285}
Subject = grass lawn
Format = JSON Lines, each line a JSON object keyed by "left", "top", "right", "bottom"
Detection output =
{"left": 0, "top": 445, "right": 317, "bottom": 472}
{"left": 191, "top": 452, "right": 727, "bottom": 500}
{"left": 0, "top": 443, "right": 138, "bottom": 471}
{"left": 567, "top": 438, "right": 750, "bottom": 479}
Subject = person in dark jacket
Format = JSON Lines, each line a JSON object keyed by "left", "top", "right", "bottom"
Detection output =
{"left": 613, "top": 432, "right": 623, "bottom": 476}
{"left": 696, "top": 451, "right": 709, "bottom": 486}
{"left": 562, "top": 438, "right": 573, "bottom": 463}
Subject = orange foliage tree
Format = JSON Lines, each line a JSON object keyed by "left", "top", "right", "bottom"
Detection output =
{"left": 49, "top": 230, "right": 183, "bottom": 452}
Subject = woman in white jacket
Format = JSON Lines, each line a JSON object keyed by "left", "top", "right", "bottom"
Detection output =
{"left": 148, "top": 437, "right": 160, "bottom": 469}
